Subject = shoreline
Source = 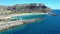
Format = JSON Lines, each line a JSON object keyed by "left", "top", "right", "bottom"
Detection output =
{"left": 0, "top": 13, "right": 48, "bottom": 32}
{"left": 0, "top": 18, "right": 45, "bottom": 32}
{"left": 0, "top": 13, "right": 48, "bottom": 19}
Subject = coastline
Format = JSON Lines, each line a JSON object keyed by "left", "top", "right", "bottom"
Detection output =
{"left": 0, "top": 13, "right": 48, "bottom": 32}
{"left": 0, "top": 13, "right": 48, "bottom": 19}
{"left": 0, "top": 18, "right": 46, "bottom": 32}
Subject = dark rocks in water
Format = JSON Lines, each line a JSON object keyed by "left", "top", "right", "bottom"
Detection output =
{"left": 23, "top": 18, "right": 46, "bottom": 24}
{"left": 51, "top": 14, "right": 58, "bottom": 16}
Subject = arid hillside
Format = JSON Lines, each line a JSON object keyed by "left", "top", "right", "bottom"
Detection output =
{"left": 0, "top": 3, "right": 51, "bottom": 13}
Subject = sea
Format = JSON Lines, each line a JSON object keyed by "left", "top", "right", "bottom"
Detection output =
{"left": 0, "top": 10, "right": 60, "bottom": 34}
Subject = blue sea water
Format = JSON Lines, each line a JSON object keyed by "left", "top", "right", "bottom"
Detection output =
{"left": 0, "top": 10, "right": 60, "bottom": 34}
{"left": 11, "top": 14, "right": 47, "bottom": 20}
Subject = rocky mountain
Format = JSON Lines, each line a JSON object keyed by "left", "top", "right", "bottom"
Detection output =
{"left": 0, "top": 3, "right": 51, "bottom": 13}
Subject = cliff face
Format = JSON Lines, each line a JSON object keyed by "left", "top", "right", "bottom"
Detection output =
{"left": 0, "top": 3, "right": 51, "bottom": 13}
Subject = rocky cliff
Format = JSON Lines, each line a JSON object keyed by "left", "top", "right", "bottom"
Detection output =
{"left": 0, "top": 3, "right": 51, "bottom": 13}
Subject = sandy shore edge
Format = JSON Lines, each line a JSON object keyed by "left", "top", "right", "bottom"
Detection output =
{"left": 0, "top": 13, "right": 48, "bottom": 19}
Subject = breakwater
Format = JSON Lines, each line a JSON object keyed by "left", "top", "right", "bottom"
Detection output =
{"left": 0, "top": 18, "right": 45, "bottom": 32}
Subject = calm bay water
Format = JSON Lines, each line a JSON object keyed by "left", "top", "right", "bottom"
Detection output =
{"left": 0, "top": 10, "right": 60, "bottom": 34}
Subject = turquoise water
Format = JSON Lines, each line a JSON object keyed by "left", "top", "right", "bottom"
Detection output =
{"left": 0, "top": 13, "right": 47, "bottom": 34}
{"left": 0, "top": 10, "right": 60, "bottom": 34}
{"left": 11, "top": 14, "right": 47, "bottom": 20}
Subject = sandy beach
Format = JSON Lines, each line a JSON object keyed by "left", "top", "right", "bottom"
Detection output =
{"left": 0, "top": 13, "right": 48, "bottom": 19}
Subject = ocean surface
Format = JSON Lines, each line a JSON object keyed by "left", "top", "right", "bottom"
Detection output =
{"left": 0, "top": 10, "right": 60, "bottom": 34}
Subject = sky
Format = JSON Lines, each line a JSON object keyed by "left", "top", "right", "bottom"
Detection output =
{"left": 0, "top": 0, "right": 60, "bottom": 9}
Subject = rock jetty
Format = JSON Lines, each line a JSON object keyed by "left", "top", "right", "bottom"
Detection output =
{"left": 0, "top": 18, "right": 45, "bottom": 32}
